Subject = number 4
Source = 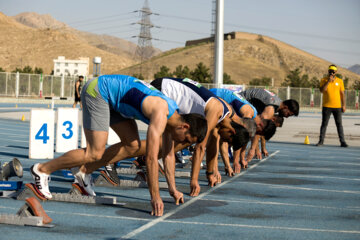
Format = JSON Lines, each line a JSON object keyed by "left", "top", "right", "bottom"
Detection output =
{"left": 35, "top": 123, "right": 50, "bottom": 144}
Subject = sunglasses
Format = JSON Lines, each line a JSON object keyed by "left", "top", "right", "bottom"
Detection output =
{"left": 328, "top": 70, "right": 336, "bottom": 74}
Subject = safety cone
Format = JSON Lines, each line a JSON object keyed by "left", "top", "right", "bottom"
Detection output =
{"left": 21, "top": 115, "right": 25, "bottom": 121}
{"left": 304, "top": 135, "right": 310, "bottom": 145}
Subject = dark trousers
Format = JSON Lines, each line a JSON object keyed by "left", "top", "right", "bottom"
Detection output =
{"left": 319, "top": 107, "right": 345, "bottom": 144}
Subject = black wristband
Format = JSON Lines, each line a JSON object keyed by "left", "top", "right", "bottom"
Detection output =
{"left": 206, "top": 171, "right": 214, "bottom": 176}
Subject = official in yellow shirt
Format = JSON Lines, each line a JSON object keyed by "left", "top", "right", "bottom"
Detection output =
{"left": 316, "top": 65, "right": 348, "bottom": 147}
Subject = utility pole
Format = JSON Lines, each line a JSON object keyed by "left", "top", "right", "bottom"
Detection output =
{"left": 209, "top": 0, "right": 216, "bottom": 79}
{"left": 214, "top": 0, "right": 224, "bottom": 88}
{"left": 134, "top": 0, "right": 155, "bottom": 77}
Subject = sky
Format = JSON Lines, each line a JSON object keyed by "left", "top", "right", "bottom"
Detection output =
{"left": 1, "top": 0, "right": 359, "bottom": 68}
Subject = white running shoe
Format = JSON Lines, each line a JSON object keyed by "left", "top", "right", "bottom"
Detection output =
{"left": 73, "top": 170, "right": 96, "bottom": 196}
{"left": 30, "top": 163, "right": 52, "bottom": 199}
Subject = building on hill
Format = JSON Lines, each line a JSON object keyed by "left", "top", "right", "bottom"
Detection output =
{"left": 185, "top": 32, "right": 246, "bottom": 47}
{"left": 53, "top": 56, "right": 89, "bottom": 77}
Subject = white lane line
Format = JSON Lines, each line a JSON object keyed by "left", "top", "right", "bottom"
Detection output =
{"left": 121, "top": 150, "right": 280, "bottom": 239}
{"left": 164, "top": 220, "right": 360, "bottom": 234}
{"left": 244, "top": 172, "right": 360, "bottom": 182}
{"left": 0, "top": 126, "right": 29, "bottom": 132}
{"left": 201, "top": 197, "right": 360, "bottom": 212}
{"left": 242, "top": 181, "right": 360, "bottom": 194}
{"left": 2, "top": 206, "right": 358, "bottom": 235}
{"left": 273, "top": 158, "right": 360, "bottom": 166}
{"left": 0, "top": 139, "right": 29, "bottom": 143}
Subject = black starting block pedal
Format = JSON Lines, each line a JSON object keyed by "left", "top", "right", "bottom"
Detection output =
{"left": 16, "top": 183, "right": 124, "bottom": 206}
{"left": 0, "top": 197, "right": 54, "bottom": 228}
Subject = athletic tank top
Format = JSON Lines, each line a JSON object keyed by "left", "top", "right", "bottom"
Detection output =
{"left": 209, "top": 88, "right": 257, "bottom": 119}
{"left": 238, "top": 88, "right": 281, "bottom": 114}
{"left": 151, "top": 78, "right": 230, "bottom": 123}
{"left": 97, "top": 75, "right": 178, "bottom": 124}
{"left": 75, "top": 81, "right": 82, "bottom": 95}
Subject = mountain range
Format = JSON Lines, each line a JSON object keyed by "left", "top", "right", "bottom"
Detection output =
{"left": 0, "top": 11, "right": 359, "bottom": 86}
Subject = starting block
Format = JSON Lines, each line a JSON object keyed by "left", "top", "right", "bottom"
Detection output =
{"left": 61, "top": 170, "right": 75, "bottom": 180}
{"left": 116, "top": 167, "right": 190, "bottom": 178}
{"left": 0, "top": 181, "right": 23, "bottom": 198}
{"left": 0, "top": 197, "right": 54, "bottom": 228}
{"left": 16, "top": 183, "right": 124, "bottom": 206}
{"left": 94, "top": 172, "right": 168, "bottom": 189}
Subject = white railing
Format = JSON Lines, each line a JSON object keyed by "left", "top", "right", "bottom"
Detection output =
{"left": 0, "top": 72, "right": 359, "bottom": 110}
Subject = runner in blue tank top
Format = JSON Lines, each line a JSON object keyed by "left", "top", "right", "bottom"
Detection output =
{"left": 209, "top": 88, "right": 258, "bottom": 119}
{"left": 150, "top": 78, "right": 255, "bottom": 194}
{"left": 30, "top": 74, "right": 208, "bottom": 217}
{"left": 97, "top": 75, "right": 178, "bottom": 124}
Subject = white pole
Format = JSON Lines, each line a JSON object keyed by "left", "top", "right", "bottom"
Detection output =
{"left": 287, "top": 86, "right": 291, "bottom": 99}
{"left": 61, "top": 75, "right": 65, "bottom": 98}
{"left": 214, "top": 0, "right": 224, "bottom": 88}
{"left": 15, "top": 72, "right": 19, "bottom": 98}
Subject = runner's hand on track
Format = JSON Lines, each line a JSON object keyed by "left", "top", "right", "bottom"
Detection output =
{"left": 171, "top": 190, "right": 184, "bottom": 205}
{"left": 190, "top": 179, "right": 200, "bottom": 196}
{"left": 151, "top": 196, "right": 164, "bottom": 216}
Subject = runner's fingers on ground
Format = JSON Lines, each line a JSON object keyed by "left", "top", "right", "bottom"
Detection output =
{"left": 233, "top": 163, "right": 241, "bottom": 173}
{"left": 172, "top": 191, "right": 184, "bottom": 205}
{"left": 189, "top": 181, "right": 200, "bottom": 196}
{"left": 262, "top": 149, "right": 269, "bottom": 157}
{"left": 151, "top": 198, "right": 164, "bottom": 216}
{"left": 207, "top": 174, "right": 217, "bottom": 187}
{"left": 215, "top": 170, "right": 222, "bottom": 183}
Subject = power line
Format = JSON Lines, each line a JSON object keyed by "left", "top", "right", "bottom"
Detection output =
{"left": 67, "top": 12, "right": 135, "bottom": 25}
{"left": 224, "top": 23, "right": 360, "bottom": 44}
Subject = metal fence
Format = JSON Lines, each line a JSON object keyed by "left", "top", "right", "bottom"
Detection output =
{"left": 0, "top": 72, "right": 359, "bottom": 109}
{"left": 0, "top": 72, "right": 77, "bottom": 98}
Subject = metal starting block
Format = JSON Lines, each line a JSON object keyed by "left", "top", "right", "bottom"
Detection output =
{"left": 0, "top": 181, "right": 23, "bottom": 198}
{"left": 61, "top": 170, "right": 75, "bottom": 180}
{"left": 16, "top": 183, "right": 124, "bottom": 206}
{"left": 116, "top": 167, "right": 190, "bottom": 178}
{"left": 0, "top": 197, "right": 54, "bottom": 228}
{"left": 94, "top": 172, "right": 168, "bottom": 189}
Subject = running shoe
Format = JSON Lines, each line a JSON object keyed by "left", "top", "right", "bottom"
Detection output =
{"left": 30, "top": 163, "right": 52, "bottom": 199}
{"left": 101, "top": 164, "right": 120, "bottom": 185}
{"left": 72, "top": 169, "right": 96, "bottom": 196}
{"left": 132, "top": 156, "right": 146, "bottom": 170}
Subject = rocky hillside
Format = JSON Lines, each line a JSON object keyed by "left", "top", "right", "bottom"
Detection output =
{"left": 0, "top": 12, "right": 137, "bottom": 74}
{"left": 118, "top": 32, "right": 360, "bottom": 86}
{"left": 12, "top": 12, "right": 161, "bottom": 60}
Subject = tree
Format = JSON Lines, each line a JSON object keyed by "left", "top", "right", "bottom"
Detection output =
{"left": 22, "top": 66, "right": 33, "bottom": 73}
{"left": 0, "top": 67, "right": 5, "bottom": 72}
{"left": 352, "top": 80, "right": 360, "bottom": 90}
{"left": 281, "top": 68, "right": 311, "bottom": 87}
{"left": 249, "top": 77, "right": 271, "bottom": 86}
{"left": 190, "top": 62, "right": 212, "bottom": 83}
{"left": 223, "top": 72, "right": 235, "bottom": 84}
{"left": 343, "top": 76, "right": 349, "bottom": 88}
{"left": 34, "top": 67, "right": 43, "bottom": 74}
{"left": 309, "top": 76, "right": 320, "bottom": 88}
{"left": 12, "top": 67, "right": 23, "bottom": 73}
{"left": 132, "top": 73, "right": 144, "bottom": 80}
{"left": 173, "top": 65, "right": 191, "bottom": 79}
{"left": 154, "top": 65, "right": 172, "bottom": 79}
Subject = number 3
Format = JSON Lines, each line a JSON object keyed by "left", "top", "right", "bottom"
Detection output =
{"left": 62, "top": 121, "right": 73, "bottom": 139}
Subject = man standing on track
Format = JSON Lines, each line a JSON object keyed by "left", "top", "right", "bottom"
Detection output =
{"left": 316, "top": 65, "right": 348, "bottom": 147}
